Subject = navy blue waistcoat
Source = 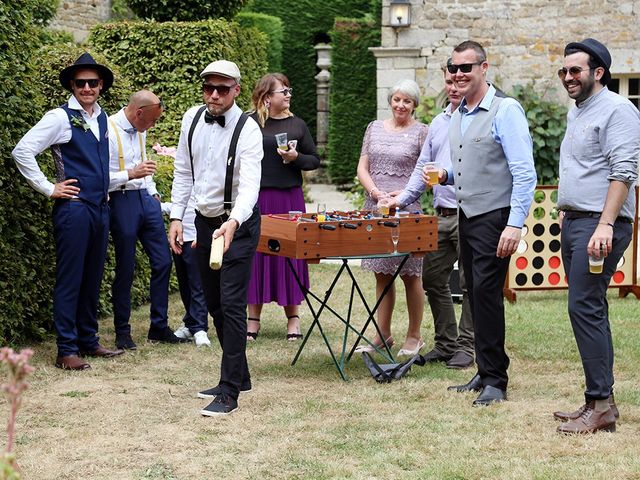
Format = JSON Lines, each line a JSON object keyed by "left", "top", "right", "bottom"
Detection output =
{"left": 57, "top": 104, "right": 109, "bottom": 206}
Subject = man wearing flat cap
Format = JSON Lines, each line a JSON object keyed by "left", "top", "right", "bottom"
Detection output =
{"left": 169, "top": 60, "right": 263, "bottom": 416}
{"left": 554, "top": 38, "right": 640, "bottom": 434}
{"left": 12, "top": 52, "right": 124, "bottom": 370}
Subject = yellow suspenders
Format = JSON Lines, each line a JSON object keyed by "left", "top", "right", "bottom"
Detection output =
{"left": 109, "top": 120, "right": 146, "bottom": 190}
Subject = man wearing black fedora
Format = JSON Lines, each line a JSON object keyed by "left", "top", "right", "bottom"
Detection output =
{"left": 555, "top": 38, "right": 640, "bottom": 434}
{"left": 12, "top": 52, "right": 124, "bottom": 370}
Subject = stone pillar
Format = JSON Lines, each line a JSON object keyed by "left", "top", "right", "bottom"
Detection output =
{"left": 311, "top": 43, "right": 332, "bottom": 182}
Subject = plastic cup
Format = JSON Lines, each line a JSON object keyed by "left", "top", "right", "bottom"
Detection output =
{"left": 424, "top": 162, "right": 440, "bottom": 185}
{"left": 589, "top": 254, "right": 604, "bottom": 274}
{"left": 275, "top": 132, "right": 288, "bottom": 151}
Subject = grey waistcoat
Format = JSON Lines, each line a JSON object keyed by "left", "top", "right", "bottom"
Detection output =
{"left": 449, "top": 95, "right": 512, "bottom": 219}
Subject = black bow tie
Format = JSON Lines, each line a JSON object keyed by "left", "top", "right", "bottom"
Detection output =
{"left": 204, "top": 111, "right": 225, "bottom": 127}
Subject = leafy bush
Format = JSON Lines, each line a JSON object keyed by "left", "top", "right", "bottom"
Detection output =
{"left": 235, "top": 12, "right": 283, "bottom": 72}
{"left": 511, "top": 84, "right": 567, "bottom": 185}
{"left": 90, "top": 19, "right": 268, "bottom": 147}
{"left": 31, "top": 0, "right": 60, "bottom": 26}
{"left": 126, "top": 0, "right": 247, "bottom": 21}
{"left": 244, "top": 0, "right": 374, "bottom": 138}
{"left": 326, "top": 17, "right": 379, "bottom": 186}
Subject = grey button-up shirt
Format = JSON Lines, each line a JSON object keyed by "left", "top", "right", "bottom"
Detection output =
{"left": 558, "top": 87, "right": 640, "bottom": 220}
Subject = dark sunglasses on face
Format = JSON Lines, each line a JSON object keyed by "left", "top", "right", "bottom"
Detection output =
{"left": 202, "top": 83, "right": 235, "bottom": 96}
{"left": 557, "top": 66, "right": 595, "bottom": 79}
{"left": 73, "top": 79, "right": 101, "bottom": 89}
{"left": 271, "top": 87, "right": 293, "bottom": 96}
{"left": 446, "top": 61, "right": 483, "bottom": 74}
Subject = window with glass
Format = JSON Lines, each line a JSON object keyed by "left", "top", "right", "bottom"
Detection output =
{"left": 609, "top": 75, "right": 640, "bottom": 109}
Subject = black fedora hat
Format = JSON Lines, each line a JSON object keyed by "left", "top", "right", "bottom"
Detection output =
{"left": 59, "top": 52, "right": 114, "bottom": 93}
{"left": 564, "top": 38, "right": 611, "bottom": 85}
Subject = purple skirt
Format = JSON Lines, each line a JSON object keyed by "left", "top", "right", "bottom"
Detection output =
{"left": 247, "top": 187, "right": 309, "bottom": 306}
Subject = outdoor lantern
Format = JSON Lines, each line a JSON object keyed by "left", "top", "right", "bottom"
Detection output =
{"left": 389, "top": 0, "right": 411, "bottom": 27}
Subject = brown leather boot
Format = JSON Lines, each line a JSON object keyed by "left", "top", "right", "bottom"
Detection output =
{"left": 557, "top": 403, "right": 616, "bottom": 434}
{"left": 553, "top": 395, "right": 619, "bottom": 422}
{"left": 55, "top": 354, "right": 91, "bottom": 370}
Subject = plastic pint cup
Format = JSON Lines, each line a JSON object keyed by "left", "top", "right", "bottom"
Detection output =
{"left": 589, "top": 254, "right": 604, "bottom": 274}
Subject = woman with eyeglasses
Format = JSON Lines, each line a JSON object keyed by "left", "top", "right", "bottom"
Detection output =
{"left": 355, "top": 79, "right": 428, "bottom": 357}
{"left": 246, "top": 73, "right": 320, "bottom": 341}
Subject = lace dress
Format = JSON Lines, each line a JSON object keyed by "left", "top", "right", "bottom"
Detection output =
{"left": 360, "top": 120, "right": 428, "bottom": 277}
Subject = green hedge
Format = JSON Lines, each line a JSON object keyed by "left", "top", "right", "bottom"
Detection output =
{"left": 326, "top": 17, "right": 379, "bottom": 186}
{"left": 235, "top": 12, "right": 283, "bottom": 72}
{"left": 244, "top": 0, "right": 373, "bottom": 138}
{"left": 90, "top": 19, "right": 268, "bottom": 147}
{"left": 125, "top": 0, "right": 246, "bottom": 21}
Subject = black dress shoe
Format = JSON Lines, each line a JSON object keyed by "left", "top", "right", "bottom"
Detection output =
{"left": 148, "top": 326, "right": 190, "bottom": 344}
{"left": 116, "top": 334, "right": 137, "bottom": 350}
{"left": 447, "top": 373, "right": 482, "bottom": 392}
{"left": 472, "top": 385, "right": 507, "bottom": 406}
{"left": 446, "top": 351, "right": 474, "bottom": 369}
{"left": 422, "top": 348, "right": 453, "bottom": 363}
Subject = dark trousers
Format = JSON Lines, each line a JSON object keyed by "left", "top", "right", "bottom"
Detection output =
{"left": 109, "top": 190, "right": 172, "bottom": 336}
{"left": 195, "top": 207, "right": 260, "bottom": 400}
{"left": 174, "top": 240, "right": 208, "bottom": 333}
{"left": 422, "top": 213, "right": 474, "bottom": 357}
{"left": 459, "top": 208, "right": 511, "bottom": 390}
{"left": 561, "top": 216, "right": 632, "bottom": 401}
{"left": 52, "top": 199, "right": 109, "bottom": 356}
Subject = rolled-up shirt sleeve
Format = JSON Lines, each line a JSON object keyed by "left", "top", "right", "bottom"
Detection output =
{"left": 230, "top": 118, "right": 263, "bottom": 226}
{"left": 602, "top": 102, "right": 640, "bottom": 186}
{"left": 12, "top": 109, "right": 71, "bottom": 198}
{"left": 169, "top": 110, "right": 196, "bottom": 221}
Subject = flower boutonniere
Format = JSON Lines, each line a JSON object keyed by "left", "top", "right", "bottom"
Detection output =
{"left": 70, "top": 116, "right": 90, "bottom": 132}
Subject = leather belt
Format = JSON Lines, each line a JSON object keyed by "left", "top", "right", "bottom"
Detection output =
{"left": 196, "top": 209, "right": 229, "bottom": 228}
{"left": 436, "top": 207, "right": 458, "bottom": 217}
{"left": 562, "top": 210, "right": 632, "bottom": 223}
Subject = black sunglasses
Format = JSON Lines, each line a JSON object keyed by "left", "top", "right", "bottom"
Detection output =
{"left": 557, "top": 66, "right": 596, "bottom": 79}
{"left": 73, "top": 79, "right": 101, "bottom": 89}
{"left": 446, "top": 61, "right": 484, "bottom": 74}
{"left": 202, "top": 83, "right": 235, "bottom": 96}
{"left": 270, "top": 87, "right": 293, "bottom": 96}
{"left": 138, "top": 101, "right": 166, "bottom": 110}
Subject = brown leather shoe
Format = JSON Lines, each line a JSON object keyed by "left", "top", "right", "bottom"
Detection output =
{"left": 55, "top": 355, "right": 91, "bottom": 370}
{"left": 80, "top": 345, "right": 125, "bottom": 358}
{"left": 553, "top": 394, "right": 619, "bottom": 422}
{"left": 557, "top": 403, "right": 616, "bottom": 434}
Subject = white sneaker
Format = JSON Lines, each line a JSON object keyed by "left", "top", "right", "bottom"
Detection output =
{"left": 194, "top": 330, "right": 211, "bottom": 347}
{"left": 174, "top": 325, "right": 193, "bottom": 340}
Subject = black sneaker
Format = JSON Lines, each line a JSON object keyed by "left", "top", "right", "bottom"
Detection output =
{"left": 197, "top": 382, "right": 252, "bottom": 399}
{"left": 201, "top": 393, "right": 238, "bottom": 416}
{"left": 147, "top": 326, "right": 190, "bottom": 344}
{"left": 115, "top": 334, "right": 137, "bottom": 351}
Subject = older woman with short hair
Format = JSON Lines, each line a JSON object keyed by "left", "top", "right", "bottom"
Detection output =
{"left": 356, "top": 79, "right": 428, "bottom": 356}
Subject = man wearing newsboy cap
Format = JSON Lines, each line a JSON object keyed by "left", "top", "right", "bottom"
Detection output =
{"left": 554, "top": 38, "right": 640, "bottom": 434}
{"left": 169, "top": 60, "right": 263, "bottom": 416}
{"left": 12, "top": 52, "right": 124, "bottom": 370}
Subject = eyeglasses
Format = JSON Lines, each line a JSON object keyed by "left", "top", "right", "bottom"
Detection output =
{"left": 73, "top": 79, "right": 101, "bottom": 89}
{"left": 271, "top": 87, "right": 293, "bottom": 96}
{"left": 202, "top": 83, "right": 235, "bottom": 96}
{"left": 446, "top": 62, "right": 484, "bottom": 74}
{"left": 138, "top": 101, "right": 166, "bottom": 110}
{"left": 557, "top": 66, "right": 596, "bottom": 79}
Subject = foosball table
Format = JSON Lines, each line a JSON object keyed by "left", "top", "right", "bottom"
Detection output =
{"left": 258, "top": 210, "right": 438, "bottom": 380}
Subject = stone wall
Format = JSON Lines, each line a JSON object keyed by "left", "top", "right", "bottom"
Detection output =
{"left": 49, "top": 0, "right": 112, "bottom": 42}
{"left": 374, "top": 0, "right": 640, "bottom": 118}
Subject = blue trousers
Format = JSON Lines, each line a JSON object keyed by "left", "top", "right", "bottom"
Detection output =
{"left": 195, "top": 208, "right": 260, "bottom": 400}
{"left": 109, "top": 190, "right": 171, "bottom": 335}
{"left": 561, "top": 216, "right": 632, "bottom": 401}
{"left": 173, "top": 241, "right": 208, "bottom": 333}
{"left": 52, "top": 199, "right": 109, "bottom": 356}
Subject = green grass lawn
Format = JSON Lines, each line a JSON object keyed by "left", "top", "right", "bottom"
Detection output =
{"left": 11, "top": 263, "right": 640, "bottom": 479}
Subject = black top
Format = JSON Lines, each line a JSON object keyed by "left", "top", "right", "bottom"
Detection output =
{"left": 250, "top": 113, "right": 320, "bottom": 189}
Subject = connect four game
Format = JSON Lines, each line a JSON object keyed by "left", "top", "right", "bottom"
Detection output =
{"left": 504, "top": 186, "right": 639, "bottom": 302}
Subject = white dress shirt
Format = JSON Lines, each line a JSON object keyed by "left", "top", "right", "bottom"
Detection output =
{"left": 170, "top": 103, "right": 263, "bottom": 226}
{"left": 162, "top": 196, "right": 197, "bottom": 242}
{"left": 107, "top": 108, "right": 158, "bottom": 195}
{"left": 12, "top": 96, "right": 103, "bottom": 198}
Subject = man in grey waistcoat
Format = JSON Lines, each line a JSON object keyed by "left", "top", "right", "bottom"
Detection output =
{"left": 438, "top": 41, "right": 537, "bottom": 406}
{"left": 553, "top": 38, "right": 639, "bottom": 434}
